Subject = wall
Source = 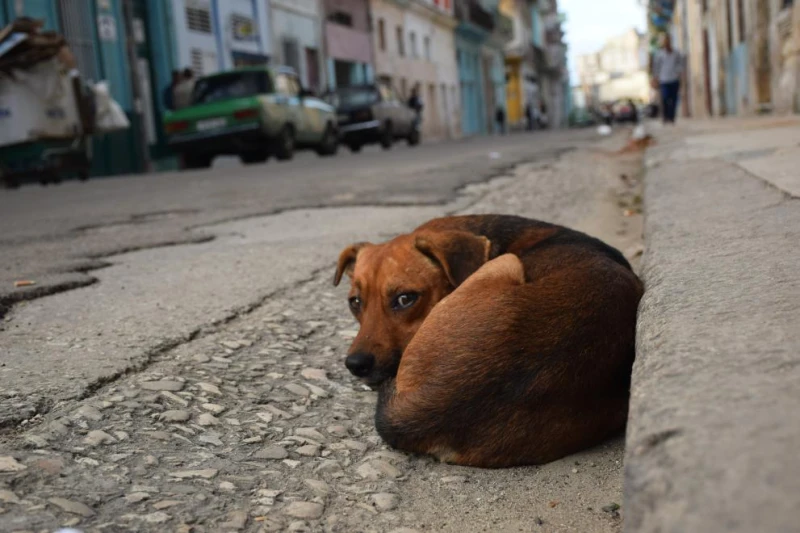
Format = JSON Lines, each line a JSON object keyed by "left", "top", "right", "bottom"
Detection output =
{"left": 270, "top": 0, "right": 323, "bottom": 87}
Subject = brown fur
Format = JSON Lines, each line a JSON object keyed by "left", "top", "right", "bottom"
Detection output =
{"left": 334, "top": 214, "right": 643, "bottom": 467}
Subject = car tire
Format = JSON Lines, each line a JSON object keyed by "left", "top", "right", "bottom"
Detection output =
{"left": 380, "top": 122, "right": 393, "bottom": 150}
{"left": 348, "top": 143, "right": 362, "bottom": 153}
{"left": 407, "top": 127, "right": 421, "bottom": 146}
{"left": 316, "top": 124, "right": 338, "bottom": 157}
{"left": 240, "top": 151, "right": 269, "bottom": 164}
{"left": 274, "top": 126, "right": 294, "bottom": 161}
{"left": 184, "top": 153, "right": 213, "bottom": 169}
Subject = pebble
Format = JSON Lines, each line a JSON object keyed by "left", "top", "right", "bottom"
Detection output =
{"left": 371, "top": 493, "right": 399, "bottom": 511}
{"left": 283, "top": 501, "right": 324, "bottom": 519}
{"left": 295, "top": 428, "right": 326, "bottom": 442}
{"left": 199, "top": 434, "right": 224, "bottom": 446}
{"left": 140, "top": 380, "right": 184, "bottom": 392}
{"left": 343, "top": 439, "right": 368, "bottom": 452}
{"left": 198, "top": 382, "right": 222, "bottom": 395}
{"left": 300, "top": 368, "right": 327, "bottom": 381}
{"left": 356, "top": 460, "right": 402, "bottom": 480}
{"left": 295, "top": 444, "right": 320, "bottom": 457}
{"left": 0, "top": 489, "right": 21, "bottom": 504}
{"left": 338, "top": 330, "right": 358, "bottom": 339}
{"left": 48, "top": 497, "right": 95, "bottom": 517}
{"left": 170, "top": 469, "right": 219, "bottom": 479}
{"left": 83, "top": 429, "right": 116, "bottom": 446}
{"left": 284, "top": 383, "right": 310, "bottom": 397}
{"left": 303, "top": 479, "right": 330, "bottom": 496}
{"left": 220, "top": 509, "right": 248, "bottom": 530}
{"left": 158, "top": 410, "right": 191, "bottom": 422}
{"left": 202, "top": 403, "right": 226, "bottom": 414}
{"left": 152, "top": 500, "right": 182, "bottom": 510}
{"left": 125, "top": 492, "right": 151, "bottom": 503}
{"left": 327, "top": 425, "right": 349, "bottom": 438}
{"left": 75, "top": 405, "right": 103, "bottom": 421}
{"left": 0, "top": 456, "right": 27, "bottom": 472}
{"left": 193, "top": 354, "right": 211, "bottom": 363}
{"left": 160, "top": 391, "right": 189, "bottom": 407}
{"left": 197, "top": 413, "right": 220, "bottom": 426}
{"left": 218, "top": 481, "right": 236, "bottom": 492}
{"left": 254, "top": 445, "right": 289, "bottom": 460}
{"left": 441, "top": 475, "right": 467, "bottom": 484}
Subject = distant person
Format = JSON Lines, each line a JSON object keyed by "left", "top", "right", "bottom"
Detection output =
{"left": 525, "top": 103, "right": 534, "bottom": 131}
{"left": 407, "top": 83, "right": 424, "bottom": 129}
{"left": 495, "top": 106, "right": 506, "bottom": 135}
{"left": 652, "top": 33, "right": 684, "bottom": 124}
{"left": 173, "top": 68, "right": 196, "bottom": 110}
{"left": 163, "top": 70, "right": 180, "bottom": 111}
{"left": 538, "top": 102, "right": 548, "bottom": 129}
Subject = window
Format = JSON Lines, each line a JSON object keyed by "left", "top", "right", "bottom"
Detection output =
{"left": 190, "top": 48, "right": 217, "bottom": 75}
{"left": 275, "top": 73, "right": 300, "bottom": 96}
{"left": 327, "top": 11, "right": 353, "bottom": 27}
{"left": 424, "top": 36, "right": 431, "bottom": 60}
{"left": 410, "top": 32, "right": 417, "bottom": 58}
{"left": 186, "top": 3, "right": 212, "bottom": 33}
{"left": 191, "top": 71, "right": 271, "bottom": 105}
{"left": 396, "top": 26, "right": 405, "bottom": 56}
{"left": 378, "top": 19, "right": 386, "bottom": 51}
{"left": 282, "top": 38, "right": 301, "bottom": 73}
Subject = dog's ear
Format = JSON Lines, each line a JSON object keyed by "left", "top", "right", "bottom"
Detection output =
{"left": 334, "top": 242, "right": 371, "bottom": 286}
{"left": 414, "top": 231, "right": 491, "bottom": 287}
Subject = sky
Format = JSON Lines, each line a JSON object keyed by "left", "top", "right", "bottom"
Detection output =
{"left": 559, "top": 0, "right": 647, "bottom": 85}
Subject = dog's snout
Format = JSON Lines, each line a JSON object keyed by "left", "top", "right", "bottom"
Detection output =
{"left": 345, "top": 353, "right": 375, "bottom": 377}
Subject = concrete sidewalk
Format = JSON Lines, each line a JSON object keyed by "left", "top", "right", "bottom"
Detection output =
{"left": 626, "top": 117, "right": 800, "bottom": 532}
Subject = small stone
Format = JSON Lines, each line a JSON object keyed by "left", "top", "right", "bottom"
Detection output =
{"left": 295, "top": 445, "right": 320, "bottom": 457}
{"left": 254, "top": 446, "right": 288, "bottom": 460}
{"left": 131, "top": 511, "right": 171, "bottom": 523}
{"left": 304, "top": 383, "right": 329, "bottom": 398}
{"left": 572, "top": 468, "right": 579, "bottom": 474}
{"left": 141, "top": 380, "right": 184, "bottom": 392}
{"left": 160, "top": 391, "right": 189, "bottom": 407}
{"left": 327, "top": 425, "right": 348, "bottom": 438}
{"left": 125, "top": 492, "right": 151, "bottom": 503}
{"left": 343, "top": 440, "right": 367, "bottom": 452}
{"left": 48, "top": 497, "right": 94, "bottom": 517}
{"left": 220, "top": 509, "right": 248, "bottom": 530}
{"left": 23, "top": 434, "right": 48, "bottom": 448}
{"left": 159, "top": 410, "right": 191, "bottom": 422}
{"left": 84, "top": 429, "right": 116, "bottom": 446}
{"left": 193, "top": 354, "right": 211, "bottom": 363}
{"left": 0, "top": 490, "right": 21, "bottom": 504}
{"left": 441, "top": 475, "right": 467, "bottom": 484}
{"left": 219, "top": 481, "right": 236, "bottom": 492}
{"left": 256, "top": 412, "right": 274, "bottom": 424}
{"left": 602, "top": 503, "right": 621, "bottom": 513}
{"left": 75, "top": 405, "right": 103, "bottom": 421}
{"left": 284, "top": 383, "right": 310, "bottom": 397}
{"left": 198, "top": 382, "right": 222, "bottom": 395}
{"left": 283, "top": 459, "right": 301, "bottom": 468}
{"left": 147, "top": 431, "right": 172, "bottom": 441}
{"left": 170, "top": 469, "right": 218, "bottom": 479}
{"left": 32, "top": 457, "right": 63, "bottom": 474}
{"left": 284, "top": 501, "right": 324, "bottom": 520}
{"left": 338, "top": 329, "right": 358, "bottom": 339}
{"left": 197, "top": 413, "right": 219, "bottom": 426}
{"left": 356, "top": 460, "right": 402, "bottom": 480}
{"left": 202, "top": 403, "right": 226, "bottom": 414}
{"left": 152, "top": 500, "right": 182, "bottom": 510}
{"left": 370, "top": 493, "right": 399, "bottom": 511}
{"left": 220, "top": 340, "right": 243, "bottom": 350}
{"left": 300, "top": 368, "right": 327, "bottom": 381}
{"left": 199, "top": 434, "right": 223, "bottom": 446}
{"left": 0, "top": 456, "right": 26, "bottom": 472}
{"left": 303, "top": 479, "right": 330, "bottom": 496}
{"left": 295, "top": 428, "right": 326, "bottom": 442}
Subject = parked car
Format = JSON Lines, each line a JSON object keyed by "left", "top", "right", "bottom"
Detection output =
{"left": 323, "top": 83, "right": 420, "bottom": 153}
{"left": 164, "top": 66, "right": 338, "bottom": 168}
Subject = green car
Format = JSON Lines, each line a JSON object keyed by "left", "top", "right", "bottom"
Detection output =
{"left": 164, "top": 66, "right": 338, "bottom": 168}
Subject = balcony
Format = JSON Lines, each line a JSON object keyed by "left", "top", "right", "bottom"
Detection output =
{"left": 455, "top": 0, "right": 495, "bottom": 31}
{"left": 496, "top": 12, "right": 513, "bottom": 41}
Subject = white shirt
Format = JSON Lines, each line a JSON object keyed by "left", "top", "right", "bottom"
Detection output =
{"left": 653, "top": 49, "right": 684, "bottom": 83}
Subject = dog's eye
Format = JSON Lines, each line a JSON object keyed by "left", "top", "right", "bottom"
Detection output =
{"left": 348, "top": 296, "right": 362, "bottom": 313}
{"left": 392, "top": 292, "right": 419, "bottom": 310}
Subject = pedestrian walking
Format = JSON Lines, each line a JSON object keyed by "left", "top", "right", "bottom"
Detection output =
{"left": 173, "top": 68, "right": 196, "bottom": 110}
{"left": 495, "top": 106, "right": 506, "bottom": 135}
{"left": 652, "top": 33, "right": 684, "bottom": 124}
{"left": 407, "top": 83, "right": 424, "bottom": 130}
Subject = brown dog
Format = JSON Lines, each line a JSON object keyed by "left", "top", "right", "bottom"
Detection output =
{"left": 334, "top": 214, "right": 643, "bottom": 466}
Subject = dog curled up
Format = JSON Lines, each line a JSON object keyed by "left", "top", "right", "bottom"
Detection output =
{"left": 334, "top": 215, "right": 643, "bottom": 468}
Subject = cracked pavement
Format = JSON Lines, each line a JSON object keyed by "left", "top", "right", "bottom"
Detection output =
{"left": 0, "top": 130, "right": 645, "bottom": 532}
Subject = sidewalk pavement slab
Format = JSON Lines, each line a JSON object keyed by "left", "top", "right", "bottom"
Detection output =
{"left": 626, "top": 120, "right": 800, "bottom": 533}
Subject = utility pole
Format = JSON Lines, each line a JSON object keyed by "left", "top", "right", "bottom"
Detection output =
{"left": 122, "top": 0, "right": 152, "bottom": 172}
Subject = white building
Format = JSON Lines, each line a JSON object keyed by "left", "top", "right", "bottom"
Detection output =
{"left": 171, "top": 0, "right": 272, "bottom": 76}
{"left": 269, "top": 0, "right": 326, "bottom": 91}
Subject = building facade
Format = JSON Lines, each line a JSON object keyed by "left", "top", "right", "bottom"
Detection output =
{"left": 652, "top": 0, "right": 800, "bottom": 117}
{"left": 576, "top": 28, "right": 650, "bottom": 106}
{"left": 371, "top": 0, "right": 460, "bottom": 140}
{"left": 499, "top": 0, "right": 538, "bottom": 126}
{"left": 323, "top": 0, "right": 374, "bottom": 89}
{"left": 269, "top": 0, "right": 325, "bottom": 91}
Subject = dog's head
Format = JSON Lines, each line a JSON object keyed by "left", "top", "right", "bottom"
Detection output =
{"left": 333, "top": 230, "right": 491, "bottom": 386}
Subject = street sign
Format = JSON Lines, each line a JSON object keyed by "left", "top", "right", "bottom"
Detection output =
{"left": 97, "top": 15, "right": 117, "bottom": 42}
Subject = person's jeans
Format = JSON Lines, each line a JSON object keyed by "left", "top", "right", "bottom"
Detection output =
{"left": 660, "top": 81, "right": 680, "bottom": 123}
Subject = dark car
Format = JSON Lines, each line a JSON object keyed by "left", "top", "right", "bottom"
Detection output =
{"left": 323, "top": 83, "right": 420, "bottom": 153}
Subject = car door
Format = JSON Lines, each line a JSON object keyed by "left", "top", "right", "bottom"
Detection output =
{"left": 391, "top": 84, "right": 413, "bottom": 135}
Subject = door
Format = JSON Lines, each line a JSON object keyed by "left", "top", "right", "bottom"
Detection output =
{"left": 305, "top": 48, "right": 320, "bottom": 93}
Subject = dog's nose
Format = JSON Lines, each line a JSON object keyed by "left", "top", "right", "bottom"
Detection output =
{"left": 345, "top": 353, "right": 375, "bottom": 377}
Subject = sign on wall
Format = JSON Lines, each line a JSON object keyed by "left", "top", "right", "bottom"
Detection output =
{"left": 231, "top": 15, "right": 258, "bottom": 41}
{"left": 97, "top": 14, "right": 117, "bottom": 42}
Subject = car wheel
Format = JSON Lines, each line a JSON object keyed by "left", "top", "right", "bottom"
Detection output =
{"left": 407, "top": 127, "right": 421, "bottom": 146}
{"left": 316, "top": 124, "right": 338, "bottom": 157}
{"left": 380, "top": 122, "right": 393, "bottom": 150}
{"left": 348, "top": 143, "right": 362, "bottom": 153}
{"left": 184, "top": 153, "right": 213, "bottom": 169}
{"left": 240, "top": 150, "right": 269, "bottom": 164}
{"left": 274, "top": 126, "right": 295, "bottom": 161}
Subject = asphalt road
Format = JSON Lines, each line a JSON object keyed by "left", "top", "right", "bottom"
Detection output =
{"left": 0, "top": 130, "right": 595, "bottom": 427}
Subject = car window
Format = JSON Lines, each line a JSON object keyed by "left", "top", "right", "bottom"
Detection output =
{"left": 327, "top": 87, "right": 379, "bottom": 108}
{"left": 191, "top": 71, "right": 271, "bottom": 105}
{"left": 275, "top": 73, "right": 299, "bottom": 97}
